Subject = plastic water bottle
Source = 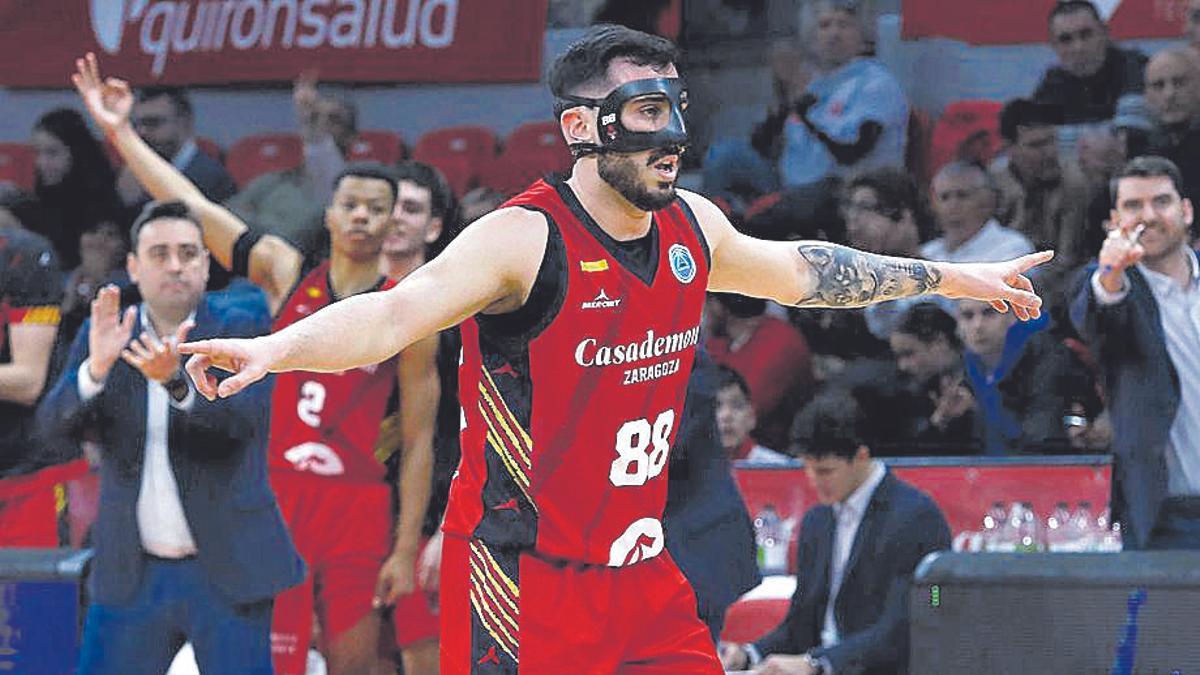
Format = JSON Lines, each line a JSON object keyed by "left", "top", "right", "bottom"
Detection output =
{"left": 1099, "top": 521, "right": 1124, "bottom": 552}
{"left": 1071, "top": 501, "right": 1097, "bottom": 552}
{"left": 981, "top": 502, "right": 1007, "bottom": 552}
{"left": 1045, "top": 502, "right": 1073, "bottom": 552}
{"left": 754, "top": 504, "right": 788, "bottom": 575}
{"left": 1016, "top": 501, "right": 1044, "bottom": 552}
{"left": 991, "top": 502, "right": 1023, "bottom": 552}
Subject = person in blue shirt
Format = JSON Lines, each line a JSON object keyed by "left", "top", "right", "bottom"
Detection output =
{"left": 704, "top": 0, "right": 908, "bottom": 231}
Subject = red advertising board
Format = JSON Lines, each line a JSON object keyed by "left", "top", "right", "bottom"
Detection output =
{"left": 734, "top": 458, "right": 1112, "bottom": 541}
{"left": 903, "top": 0, "right": 1188, "bottom": 45}
{"left": 0, "top": 0, "right": 547, "bottom": 87}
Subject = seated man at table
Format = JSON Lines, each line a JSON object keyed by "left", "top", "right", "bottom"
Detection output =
{"left": 720, "top": 391, "right": 951, "bottom": 675}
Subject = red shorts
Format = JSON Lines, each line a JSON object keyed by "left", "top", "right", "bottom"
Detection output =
{"left": 440, "top": 535, "right": 722, "bottom": 675}
{"left": 0, "top": 488, "right": 58, "bottom": 547}
{"left": 270, "top": 475, "right": 391, "bottom": 675}
{"left": 390, "top": 537, "right": 440, "bottom": 649}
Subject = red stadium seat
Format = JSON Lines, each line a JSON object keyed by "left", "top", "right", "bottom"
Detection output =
{"left": 478, "top": 147, "right": 572, "bottom": 197}
{"left": 721, "top": 598, "right": 791, "bottom": 644}
{"left": 347, "top": 130, "right": 404, "bottom": 164}
{"left": 928, "top": 99, "right": 1003, "bottom": 176}
{"left": 194, "top": 136, "right": 224, "bottom": 164}
{"left": 421, "top": 154, "right": 475, "bottom": 197}
{"left": 505, "top": 121, "right": 567, "bottom": 155}
{"left": 225, "top": 133, "right": 302, "bottom": 188}
{"left": 504, "top": 121, "right": 573, "bottom": 174}
{"left": 0, "top": 143, "right": 35, "bottom": 191}
{"left": 412, "top": 125, "right": 498, "bottom": 166}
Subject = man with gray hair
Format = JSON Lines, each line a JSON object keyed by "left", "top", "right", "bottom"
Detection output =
{"left": 703, "top": 0, "right": 908, "bottom": 222}
{"left": 1144, "top": 46, "right": 1200, "bottom": 210}
{"left": 923, "top": 162, "right": 1035, "bottom": 263}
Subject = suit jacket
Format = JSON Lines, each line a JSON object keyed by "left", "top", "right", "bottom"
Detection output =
{"left": 1069, "top": 257, "right": 1193, "bottom": 549}
{"left": 184, "top": 148, "right": 237, "bottom": 204}
{"left": 38, "top": 292, "right": 305, "bottom": 605}
{"left": 755, "top": 471, "right": 950, "bottom": 675}
{"left": 663, "top": 352, "right": 761, "bottom": 624}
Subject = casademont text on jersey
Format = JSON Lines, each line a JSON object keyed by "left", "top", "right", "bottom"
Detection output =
{"left": 573, "top": 327, "right": 701, "bottom": 368}
{"left": 93, "top": 0, "right": 459, "bottom": 76}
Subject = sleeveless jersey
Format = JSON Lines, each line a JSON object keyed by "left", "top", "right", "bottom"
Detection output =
{"left": 268, "top": 261, "right": 397, "bottom": 483}
{"left": 444, "top": 178, "right": 710, "bottom": 566}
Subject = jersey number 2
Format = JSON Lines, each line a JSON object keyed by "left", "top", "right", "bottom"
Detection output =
{"left": 297, "top": 380, "right": 327, "bottom": 428}
{"left": 609, "top": 409, "right": 675, "bottom": 487}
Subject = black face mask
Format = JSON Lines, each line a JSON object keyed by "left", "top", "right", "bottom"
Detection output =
{"left": 556, "top": 77, "right": 689, "bottom": 158}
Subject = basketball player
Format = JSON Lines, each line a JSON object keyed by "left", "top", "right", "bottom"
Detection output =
{"left": 72, "top": 55, "right": 439, "bottom": 675}
{"left": 377, "top": 160, "right": 457, "bottom": 674}
{"left": 177, "top": 26, "right": 1040, "bottom": 673}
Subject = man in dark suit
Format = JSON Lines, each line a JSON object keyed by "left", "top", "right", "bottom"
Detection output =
{"left": 121, "top": 87, "right": 236, "bottom": 207}
{"left": 38, "top": 201, "right": 303, "bottom": 674}
{"left": 1070, "top": 155, "right": 1200, "bottom": 550}
{"left": 720, "top": 390, "right": 951, "bottom": 675}
{"left": 120, "top": 87, "right": 237, "bottom": 290}
{"left": 663, "top": 351, "right": 761, "bottom": 643}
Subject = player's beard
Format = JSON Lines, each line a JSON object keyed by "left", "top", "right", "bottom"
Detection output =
{"left": 597, "top": 148, "right": 677, "bottom": 212}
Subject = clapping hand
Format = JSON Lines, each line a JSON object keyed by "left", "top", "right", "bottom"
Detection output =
{"left": 121, "top": 321, "right": 194, "bottom": 385}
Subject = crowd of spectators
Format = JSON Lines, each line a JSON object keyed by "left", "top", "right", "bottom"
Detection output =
{"left": 6, "top": 1, "right": 1200, "bottom": 671}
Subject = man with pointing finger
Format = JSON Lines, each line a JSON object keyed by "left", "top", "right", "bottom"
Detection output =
{"left": 38, "top": 200, "right": 303, "bottom": 674}
{"left": 1072, "top": 155, "right": 1200, "bottom": 550}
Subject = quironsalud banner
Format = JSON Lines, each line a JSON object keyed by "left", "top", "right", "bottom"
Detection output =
{"left": 0, "top": 0, "right": 547, "bottom": 86}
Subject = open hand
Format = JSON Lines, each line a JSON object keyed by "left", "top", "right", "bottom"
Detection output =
{"left": 71, "top": 52, "right": 133, "bottom": 135}
{"left": 87, "top": 285, "right": 136, "bottom": 382}
{"left": 122, "top": 321, "right": 194, "bottom": 384}
{"left": 939, "top": 251, "right": 1054, "bottom": 321}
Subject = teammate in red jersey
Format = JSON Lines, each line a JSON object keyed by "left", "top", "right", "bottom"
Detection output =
{"left": 73, "top": 55, "right": 439, "bottom": 675}
{"left": 172, "top": 26, "right": 1050, "bottom": 674}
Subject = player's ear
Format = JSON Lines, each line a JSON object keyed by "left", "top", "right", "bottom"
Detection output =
{"left": 560, "top": 107, "right": 596, "bottom": 147}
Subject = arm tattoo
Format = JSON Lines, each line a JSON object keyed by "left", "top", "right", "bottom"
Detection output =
{"left": 793, "top": 243, "right": 942, "bottom": 308}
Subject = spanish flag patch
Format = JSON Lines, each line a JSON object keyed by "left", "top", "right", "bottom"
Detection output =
{"left": 580, "top": 259, "right": 609, "bottom": 273}
{"left": 9, "top": 306, "right": 61, "bottom": 325}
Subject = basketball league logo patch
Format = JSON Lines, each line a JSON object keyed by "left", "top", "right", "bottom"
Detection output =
{"left": 668, "top": 244, "right": 696, "bottom": 284}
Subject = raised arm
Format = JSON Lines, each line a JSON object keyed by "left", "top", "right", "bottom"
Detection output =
{"left": 181, "top": 207, "right": 548, "bottom": 399}
{"left": 72, "top": 53, "right": 301, "bottom": 311}
{"left": 685, "top": 191, "right": 1052, "bottom": 320}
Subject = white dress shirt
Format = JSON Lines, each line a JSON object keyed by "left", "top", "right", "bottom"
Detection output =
{"left": 79, "top": 308, "right": 198, "bottom": 558}
{"left": 920, "top": 218, "right": 1035, "bottom": 263}
{"left": 1091, "top": 250, "right": 1200, "bottom": 495}
{"left": 822, "top": 460, "right": 887, "bottom": 648}
{"left": 171, "top": 138, "right": 199, "bottom": 172}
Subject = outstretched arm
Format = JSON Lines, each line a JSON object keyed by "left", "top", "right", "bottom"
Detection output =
{"left": 72, "top": 53, "right": 302, "bottom": 312}
{"left": 181, "top": 208, "right": 548, "bottom": 399}
{"left": 686, "top": 191, "right": 1051, "bottom": 320}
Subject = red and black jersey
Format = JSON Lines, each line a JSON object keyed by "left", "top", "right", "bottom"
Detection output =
{"left": 268, "top": 261, "right": 397, "bottom": 483}
{"left": 0, "top": 227, "right": 61, "bottom": 474}
{"left": 445, "top": 178, "right": 710, "bottom": 566}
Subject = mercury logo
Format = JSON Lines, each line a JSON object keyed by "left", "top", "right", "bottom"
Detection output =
{"left": 581, "top": 289, "right": 621, "bottom": 310}
{"left": 89, "top": 0, "right": 460, "bottom": 77}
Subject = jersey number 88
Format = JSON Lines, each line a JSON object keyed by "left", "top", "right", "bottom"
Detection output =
{"left": 609, "top": 409, "right": 675, "bottom": 487}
